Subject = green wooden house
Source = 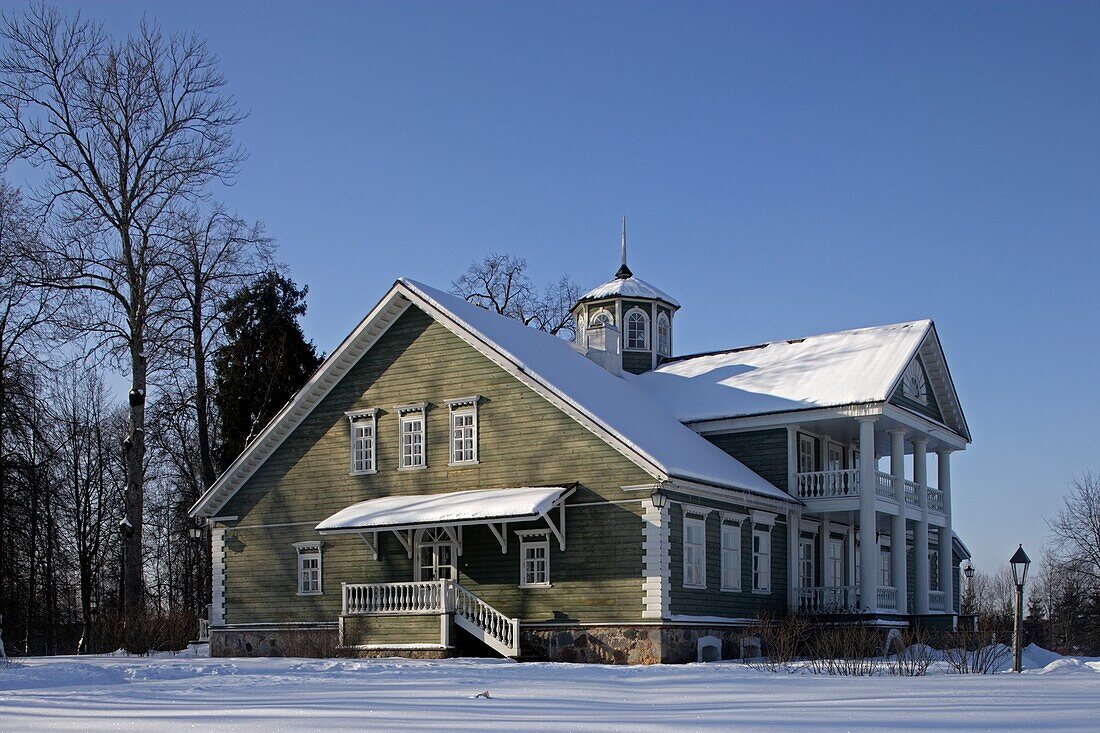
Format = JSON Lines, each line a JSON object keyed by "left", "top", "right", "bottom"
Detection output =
{"left": 190, "top": 252, "right": 972, "bottom": 664}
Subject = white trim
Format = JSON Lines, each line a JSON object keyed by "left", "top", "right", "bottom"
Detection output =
{"left": 347, "top": 410, "right": 377, "bottom": 475}
{"left": 210, "top": 528, "right": 226, "bottom": 625}
{"left": 589, "top": 308, "right": 614, "bottom": 327}
{"left": 752, "top": 526, "right": 772, "bottom": 594}
{"left": 295, "top": 542, "right": 323, "bottom": 596}
{"left": 447, "top": 401, "right": 479, "bottom": 466}
{"left": 719, "top": 510, "right": 748, "bottom": 525}
{"left": 751, "top": 510, "right": 777, "bottom": 527}
{"left": 682, "top": 515, "right": 707, "bottom": 589}
{"left": 642, "top": 498, "right": 670, "bottom": 619}
{"left": 398, "top": 410, "right": 427, "bottom": 470}
{"left": 623, "top": 307, "right": 651, "bottom": 351}
{"left": 682, "top": 503, "right": 716, "bottom": 519}
{"left": 720, "top": 523, "right": 742, "bottom": 592}
{"left": 656, "top": 312, "right": 671, "bottom": 357}
{"left": 519, "top": 533, "right": 551, "bottom": 588}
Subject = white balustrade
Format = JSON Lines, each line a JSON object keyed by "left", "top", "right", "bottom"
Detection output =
{"left": 875, "top": 472, "right": 897, "bottom": 500}
{"left": 903, "top": 479, "right": 921, "bottom": 507}
{"left": 798, "top": 586, "right": 860, "bottom": 613}
{"left": 927, "top": 486, "right": 945, "bottom": 513}
{"left": 342, "top": 581, "right": 446, "bottom": 615}
{"left": 876, "top": 585, "right": 898, "bottom": 611}
{"left": 929, "top": 590, "right": 946, "bottom": 612}
{"left": 796, "top": 469, "right": 860, "bottom": 499}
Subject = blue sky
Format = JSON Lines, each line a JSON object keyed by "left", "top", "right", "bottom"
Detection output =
{"left": 44, "top": 1, "right": 1100, "bottom": 574}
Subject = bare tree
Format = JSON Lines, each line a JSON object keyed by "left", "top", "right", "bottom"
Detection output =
{"left": 1048, "top": 473, "right": 1100, "bottom": 585}
{"left": 0, "top": 6, "right": 244, "bottom": 641}
{"left": 452, "top": 253, "right": 581, "bottom": 338}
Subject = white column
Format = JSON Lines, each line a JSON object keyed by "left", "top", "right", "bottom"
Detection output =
{"left": 846, "top": 513, "right": 857, "bottom": 587}
{"left": 787, "top": 508, "right": 801, "bottom": 612}
{"left": 914, "top": 440, "right": 930, "bottom": 615}
{"left": 820, "top": 514, "right": 831, "bottom": 590}
{"left": 889, "top": 430, "right": 907, "bottom": 613}
{"left": 858, "top": 418, "right": 878, "bottom": 611}
{"left": 938, "top": 450, "right": 954, "bottom": 615}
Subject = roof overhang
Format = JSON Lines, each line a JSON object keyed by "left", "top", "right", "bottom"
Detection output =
{"left": 316, "top": 486, "right": 574, "bottom": 534}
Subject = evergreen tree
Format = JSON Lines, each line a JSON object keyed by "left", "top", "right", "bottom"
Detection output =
{"left": 213, "top": 272, "right": 321, "bottom": 472}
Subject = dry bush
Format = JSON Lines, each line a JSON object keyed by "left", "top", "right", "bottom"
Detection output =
{"left": 280, "top": 630, "right": 339, "bottom": 658}
{"left": 747, "top": 613, "right": 810, "bottom": 672}
{"left": 887, "top": 627, "right": 937, "bottom": 677}
{"left": 806, "top": 620, "right": 884, "bottom": 676}
{"left": 93, "top": 610, "right": 200, "bottom": 655}
{"left": 943, "top": 621, "right": 1012, "bottom": 674}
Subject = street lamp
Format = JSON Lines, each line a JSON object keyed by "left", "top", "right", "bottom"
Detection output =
{"left": 963, "top": 560, "right": 975, "bottom": 581}
{"left": 649, "top": 488, "right": 667, "bottom": 510}
{"left": 1009, "top": 545, "right": 1031, "bottom": 673}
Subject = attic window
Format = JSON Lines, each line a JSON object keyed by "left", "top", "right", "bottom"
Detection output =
{"left": 901, "top": 360, "right": 929, "bottom": 405}
{"left": 625, "top": 308, "right": 650, "bottom": 351}
{"left": 590, "top": 309, "right": 613, "bottom": 327}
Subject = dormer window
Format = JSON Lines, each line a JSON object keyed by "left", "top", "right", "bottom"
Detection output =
{"left": 901, "top": 360, "right": 929, "bottom": 405}
{"left": 657, "top": 313, "right": 671, "bottom": 357}
{"left": 625, "top": 308, "right": 650, "bottom": 350}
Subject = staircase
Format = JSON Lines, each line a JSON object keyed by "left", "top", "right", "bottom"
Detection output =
{"left": 342, "top": 580, "right": 520, "bottom": 658}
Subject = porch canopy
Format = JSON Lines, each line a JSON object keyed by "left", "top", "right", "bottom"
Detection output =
{"left": 315, "top": 485, "right": 574, "bottom": 556}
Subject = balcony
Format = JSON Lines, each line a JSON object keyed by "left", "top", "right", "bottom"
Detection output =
{"left": 797, "top": 585, "right": 901, "bottom": 614}
{"left": 795, "top": 469, "right": 946, "bottom": 519}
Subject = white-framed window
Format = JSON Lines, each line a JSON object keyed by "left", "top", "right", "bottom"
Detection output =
{"left": 446, "top": 396, "right": 480, "bottom": 466}
{"left": 799, "top": 538, "right": 815, "bottom": 589}
{"left": 519, "top": 532, "right": 550, "bottom": 588}
{"left": 683, "top": 516, "right": 706, "bottom": 589}
{"left": 589, "top": 308, "right": 613, "bottom": 327}
{"left": 396, "top": 404, "right": 427, "bottom": 469}
{"left": 624, "top": 308, "right": 650, "bottom": 350}
{"left": 752, "top": 528, "right": 771, "bottom": 593}
{"left": 720, "top": 523, "right": 742, "bottom": 591}
{"left": 657, "top": 313, "right": 671, "bottom": 356}
{"left": 798, "top": 434, "right": 817, "bottom": 473}
{"left": 880, "top": 546, "right": 891, "bottom": 586}
{"left": 294, "top": 541, "right": 323, "bottom": 595}
{"left": 346, "top": 409, "right": 377, "bottom": 475}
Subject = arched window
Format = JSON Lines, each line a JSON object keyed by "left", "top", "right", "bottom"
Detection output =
{"left": 657, "top": 313, "right": 671, "bottom": 356}
{"left": 625, "top": 308, "right": 650, "bottom": 350}
{"left": 589, "top": 309, "right": 613, "bottom": 327}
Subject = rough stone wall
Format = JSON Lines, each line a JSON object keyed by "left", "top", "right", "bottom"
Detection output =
{"left": 210, "top": 628, "right": 338, "bottom": 658}
{"left": 521, "top": 624, "right": 755, "bottom": 665}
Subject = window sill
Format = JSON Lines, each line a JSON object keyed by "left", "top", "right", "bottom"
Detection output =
{"left": 751, "top": 589, "right": 772, "bottom": 595}
{"left": 448, "top": 460, "right": 480, "bottom": 468}
{"left": 297, "top": 591, "right": 323, "bottom": 597}
{"left": 720, "top": 586, "right": 742, "bottom": 593}
{"left": 349, "top": 469, "right": 377, "bottom": 477}
{"left": 398, "top": 464, "right": 428, "bottom": 471}
{"left": 519, "top": 583, "right": 552, "bottom": 590}
{"left": 683, "top": 583, "right": 706, "bottom": 590}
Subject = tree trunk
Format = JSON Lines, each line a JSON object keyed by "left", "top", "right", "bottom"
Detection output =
{"left": 123, "top": 332, "right": 148, "bottom": 648}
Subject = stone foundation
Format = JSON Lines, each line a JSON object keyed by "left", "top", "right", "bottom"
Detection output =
{"left": 340, "top": 648, "right": 454, "bottom": 660}
{"left": 521, "top": 624, "right": 754, "bottom": 664}
{"left": 210, "top": 627, "right": 338, "bottom": 658}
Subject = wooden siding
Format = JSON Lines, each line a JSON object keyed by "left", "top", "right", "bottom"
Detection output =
{"left": 667, "top": 497, "right": 788, "bottom": 618}
{"left": 890, "top": 356, "right": 944, "bottom": 423}
{"left": 220, "top": 306, "right": 655, "bottom": 625}
{"left": 343, "top": 614, "right": 442, "bottom": 646}
{"left": 705, "top": 429, "right": 789, "bottom": 493}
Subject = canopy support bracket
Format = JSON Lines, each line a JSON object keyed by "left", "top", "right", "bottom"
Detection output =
{"left": 541, "top": 503, "right": 566, "bottom": 551}
{"left": 392, "top": 529, "right": 413, "bottom": 559}
{"left": 488, "top": 522, "right": 508, "bottom": 554}
{"left": 357, "top": 531, "right": 380, "bottom": 561}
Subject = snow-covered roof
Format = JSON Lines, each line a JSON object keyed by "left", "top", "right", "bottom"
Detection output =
{"left": 577, "top": 276, "right": 680, "bottom": 308}
{"left": 634, "top": 321, "right": 932, "bottom": 423}
{"left": 402, "top": 279, "right": 788, "bottom": 502}
{"left": 316, "top": 486, "right": 571, "bottom": 532}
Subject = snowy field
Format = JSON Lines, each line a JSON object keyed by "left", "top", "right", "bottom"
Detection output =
{"left": 1, "top": 646, "right": 1099, "bottom": 732}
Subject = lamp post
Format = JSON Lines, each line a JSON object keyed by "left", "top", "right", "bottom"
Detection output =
{"left": 1009, "top": 545, "right": 1031, "bottom": 673}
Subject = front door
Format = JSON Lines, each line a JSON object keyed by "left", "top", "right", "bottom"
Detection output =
{"left": 416, "top": 527, "right": 457, "bottom": 581}
{"left": 825, "top": 538, "right": 844, "bottom": 588}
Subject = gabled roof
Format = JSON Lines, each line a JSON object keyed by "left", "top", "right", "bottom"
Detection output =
{"left": 190, "top": 278, "right": 790, "bottom": 518}
{"left": 634, "top": 320, "right": 970, "bottom": 441}
{"left": 577, "top": 275, "right": 680, "bottom": 308}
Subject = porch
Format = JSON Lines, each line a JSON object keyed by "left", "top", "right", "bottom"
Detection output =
{"left": 340, "top": 579, "right": 520, "bottom": 657}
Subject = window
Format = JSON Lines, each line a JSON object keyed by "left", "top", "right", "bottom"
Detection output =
{"left": 752, "top": 529, "right": 771, "bottom": 592}
{"left": 346, "top": 409, "right": 377, "bottom": 474}
{"left": 294, "top": 542, "right": 322, "bottom": 595}
{"left": 901, "top": 359, "right": 930, "bottom": 404}
{"left": 721, "top": 523, "right": 742, "bottom": 591}
{"left": 625, "top": 308, "right": 649, "bottom": 350}
{"left": 446, "top": 397, "right": 480, "bottom": 465}
{"left": 798, "top": 434, "right": 817, "bottom": 473}
{"left": 657, "top": 313, "right": 671, "bottom": 357}
{"left": 396, "top": 404, "right": 427, "bottom": 469}
{"left": 589, "top": 309, "right": 613, "bottom": 327}
{"left": 416, "top": 527, "right": 456, "bottom": 581}
{"left": 799, "top": 539, "right": 815, "bottom": 589}
{"left": 683, "top": 516, "right": 706, "bottom": 588}
{"left": 519, "top": 533, "right": 551, "bottom": 587}
{"left": 880, "top": 546, "right": 891, "bottom": 586}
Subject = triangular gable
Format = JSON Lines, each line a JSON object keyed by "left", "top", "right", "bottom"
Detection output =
{"left": 886, "top": 323, "right": 971, "bottom": 442}
{"left": 190, "top": 279, "right": 789, "bottom": 518}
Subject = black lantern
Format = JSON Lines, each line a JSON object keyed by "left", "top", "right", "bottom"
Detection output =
{"left": 189, "top": 525, "right": 205, "bottom": 541}
{"left": 1009, "top": 545, "right": 1031, "bottom": 587}
{"left": 650, "top": 488, "right": 667, "bottom": 510}
{"left": 963, "top": 560, "right": 975, "bottom": 580}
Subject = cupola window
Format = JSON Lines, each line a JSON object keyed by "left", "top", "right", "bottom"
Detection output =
{"left": 657, "top": 313, "right": 671, "bottom": 356}
{"left": 625, "top": 308, "right": 650, "bottom": 350}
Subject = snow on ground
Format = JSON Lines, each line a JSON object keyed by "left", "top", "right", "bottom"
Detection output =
{"left": 1, "top": 646, "right": 1099, "bottom": 732}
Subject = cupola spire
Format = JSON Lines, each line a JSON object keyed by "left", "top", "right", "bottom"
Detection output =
{"left": 615, "top": 216, "right": 633, "bottom": 279}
